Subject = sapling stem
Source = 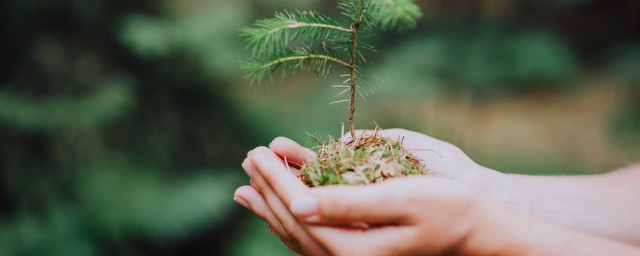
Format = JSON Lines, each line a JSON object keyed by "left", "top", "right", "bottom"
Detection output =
{"left": 347, "top": 0, "right": 363, "bottom": 139}
{"left": 242, "top": 0, "right": 422, "bottom": 134}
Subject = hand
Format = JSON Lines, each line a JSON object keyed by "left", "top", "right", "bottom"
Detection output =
{"left": 234, "top": 128, "right": 502, "bottom": 255}
{"left": 289, "top": 175, "right": 640, "bottom": 256}
{"left": 263, "top": 129, "right": 506, "bottom": 198}
{"left": 235, "top": 146, "right": 329, "bottom": 255}
{"left": 341, "top": 129, "right": 503, "bottom": 189}
{"left": 287, "top": 176, "right": 486, "bottom": 255}
{"left": 235, "top": 145, "right": 640, "bottom": 256}
{"left": 233, "top": 138, "right": 335, "bottom": 255}
{"left": 236, "top": 146, "right": 487, "bottom": 255}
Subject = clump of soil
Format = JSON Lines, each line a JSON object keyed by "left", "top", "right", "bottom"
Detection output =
{"left": 300, "top": 131, "right": 429, "bottom": 186}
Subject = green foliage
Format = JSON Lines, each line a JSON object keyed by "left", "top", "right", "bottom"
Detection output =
{"left": 0, "top": 168, "right": 241, "bottom": 256}
{"left": 609, "top": 44, "right": 640, "bottom": 138}
{"left": 372, "top": 28, "right": 579, "bottom": 95}
{"left": 338, "top": 0, "right": 422, "bottom": 30}
{"left": 240, "top": 11, "right": 351, "bottom": 57}
{"left": 241, "top": 46, "right": 350, "bottom": 85}
{"left": 241, "top": 0, "right": 422, "bottom": 85}
{"left": 609, "top": 44, "right": 640, "bottom": 85}
{"left": 229, "top": 219, "right": 297, "bottom": 256}
{"left": 0, "top": 76, "right": 134, "bottom": 131}
{"left": 337, "top": 0, "right": 377, "bottom": 30}
{"left": 370, "top": 0, "right": 423, "bottom": 29}
{"left": 612, "top": 104, "right": 640, "bottom": 143}
{"left": 79, "top": 168, "right": 241, "bottom": 239}
{"left": 0, "top": 208, "right": 96, "bottom": 256}
{"left": 504, "top": 32, "right": 577, "bottom": 84}
{"left": 1, "top": 0, "right": 254, "bottom": 255}
{"left": 120, "top": 1, "right": 250, "bottom": 79}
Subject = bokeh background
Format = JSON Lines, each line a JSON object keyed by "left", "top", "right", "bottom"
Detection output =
{"left": 1, "top": 0, "right": 639, "bottom": 255}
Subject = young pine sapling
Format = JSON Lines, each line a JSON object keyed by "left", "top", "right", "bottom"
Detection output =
{"left": 241, "top": 0, "right": 429, "bottom": 186}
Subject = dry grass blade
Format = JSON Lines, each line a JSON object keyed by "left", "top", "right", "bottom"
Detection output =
{"left": 300, "top": 129, "right": 430, "bottom": 186}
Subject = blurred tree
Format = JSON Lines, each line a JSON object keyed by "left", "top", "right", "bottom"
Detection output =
{"left": 371, "top": 26, "right": 578, "bottom": 96}
{"left": 609, "top": 44, "right": 640, "bottom": 143}
{"left": 0, "top": 0, "right": 262, "bottom": 255}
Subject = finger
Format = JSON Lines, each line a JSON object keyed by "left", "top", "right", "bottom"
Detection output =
{"left": 280, "top": 237, "right": 304, "bottom": 255}
{"left": 247, "top": 154, "right": 327, "bottom": 255}
{"left": 252, "top": 171, "right": 328, "bottom": 255}
{"left": 290, "top": 181, "right": 411, "bottom": 224}
{"left": 234, "top": 187, "right": 302, "bottom": 255}
{"left": 234, "top": 185, "right": 288, "bottom": 238}
{"left": 268, "top": 227, "right": 305, "bottom": 254}
{"left": 249, "top": 147, "right": 309, "bottom": 204}
{"left": 246, "top": 156, "right": 305, "bottom": 236}
{"left": 309, "top": 225, "right": 413, "bottom": 256}
{"left": 242, "top": 158, "right": 261, "bottom": 193}
{"left": 269, "top": 137, "right": 316, "bottom": 168}
{"left": 241, "top": 156, "right": 254, "bottom": 178}
{"left": 244, "top": 158, "right": 324, "bottom": 255}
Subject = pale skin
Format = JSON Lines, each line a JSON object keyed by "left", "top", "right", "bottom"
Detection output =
{"left": 234, "top": 129, "right": 640, "bottom": 255}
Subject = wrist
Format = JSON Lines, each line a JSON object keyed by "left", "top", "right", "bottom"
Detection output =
{"left": 460, "top": 198, "right": 640, "bottom": 256}
{"left": 455, "top": 196, "right": 510, "bottom": 255}
{"left": 450, "top": 160, "right": 548, "bottom": 226}
{"left": 462, "top": 164, "right": 513, "bottom": 200}
{"left": 458, "top": 197, "right": 540, "bottom": 256}
{"left": 467, "top": 166, "right": 534, "bottom": 213}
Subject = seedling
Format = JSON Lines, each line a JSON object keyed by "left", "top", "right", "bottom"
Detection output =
{"left": 241, "top": 0, "right": 428, "bottom": 186}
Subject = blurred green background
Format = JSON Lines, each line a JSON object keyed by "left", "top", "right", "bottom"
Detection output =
{"left": 1, "top": 0, "right": 639, "bottom": 255}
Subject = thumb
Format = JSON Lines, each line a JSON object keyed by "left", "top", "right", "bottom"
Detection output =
{"left": 269, "top": 137, "right": 315, "bottom": 168}
{"left": 289, "top": 182, "right": 410, "bottom": 224}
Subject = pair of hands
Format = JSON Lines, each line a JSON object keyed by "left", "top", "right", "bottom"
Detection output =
{"left": 234, "top": 129, "right": 507, "bottom": 255}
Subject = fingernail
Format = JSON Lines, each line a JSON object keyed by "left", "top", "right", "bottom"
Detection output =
{"left": 234, "top": 196, "right": 251, "bottom": 210}
{"left": 269, "top": 137, "right": 285, "bottom": 147}
{"left": 289, "top": 196, "right": 318, "bottom": 219}
{"left": 247, "top": 150, "right": 252, "bottom": 157}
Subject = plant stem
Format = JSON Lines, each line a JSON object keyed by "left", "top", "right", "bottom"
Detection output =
{"left": 349, "top": 0, "right": 363, "bottom": 138}
{"left": 260, "top": 54, "right": 350, "bottom": 69}
{"left": 269, "top": 22, "right": 353, "bottom": 34}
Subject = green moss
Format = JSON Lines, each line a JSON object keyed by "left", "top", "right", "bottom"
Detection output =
{"left": 300, "top": 132, "right": 429, "bottom": 186}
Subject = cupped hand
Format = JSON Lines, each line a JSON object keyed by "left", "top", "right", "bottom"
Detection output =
{"left": 235, "top": 130, "right": 640, "bottom": 255}
{"left": 236, "top": 145, "right": 493, "bottom": 255}
{"left": 290, "top": 176, "right": 489, "bottom": 255}
{"left": 273, "top": 128, "right": 504, "bottom": 192}
{"left": 234, "top": 129, "right": 504, "bottom": 255}
{"left": 235, "top": 148, "right": 328, "bottom": 255}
